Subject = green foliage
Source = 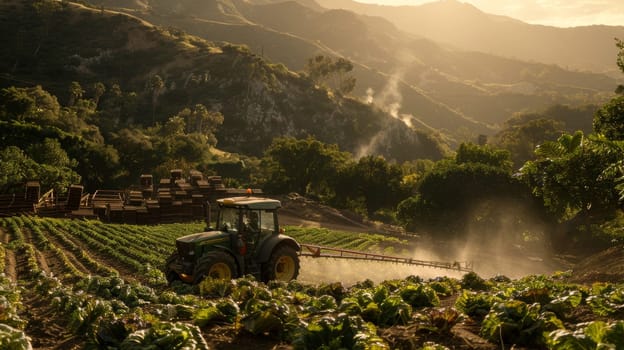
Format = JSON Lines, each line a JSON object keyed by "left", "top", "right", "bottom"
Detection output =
{"left": 304, "top": 55, "right": 357, "bottom": 95}
{"left": 0, "top": 145, "right": 80, "bottom": 194}
{"left": 494, "top": 116, "right": 565, "bottom": 167}
{"left": 292, "top": 314, "right": 387, "bottom": 350}
{"left": 548, "top": 320, "right": 624, "bottom": 349}
{"left": 5, "top": 217, "right": 624, "bottom": 348}
{"left": 262, "top": 136, "right": 351, "bottom": 197}
{"left": 460, "top": 272, "right": 490, "bottom": 291}
{"left": 593, "top": 95, "right": 624, "bottom": 141}
{"left": 521, "top": 132, "right": 623, "bottom": 223}
{"left": 455, "top": 143, "right": 513, "bottom": 172}
{"left": 333, "top": 155, "right": 409, "bottom": 217}
{"left": 193, "top": 298, "right": 239, "bottom": 326}
{"left": 241, "top": 296, "right": 297, "bottom": 336}
{"left": 398, "top": 145, "right": 542, "bottom": 238}
{"left": 480, "top": 300, "right": 563, "bottom": 347}
{"left": 455, "top": 291, "right": 496, "bottom": 320}
{"left": 0, "top": 324, "right": 32, "bottom": 350}
{"left": 198, "top": 278, "right": 234, "bottom": 298}
{"left": 399, "top": 283, "right": 440, "bottom": 308}
{"left": 420, "top": 307, "right": 462, "bottom": 335}
{"left": 120, "top": 321, "right": 208, "bottom": 349}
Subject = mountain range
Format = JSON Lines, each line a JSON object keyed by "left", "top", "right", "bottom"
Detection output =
{"left": 2, "top": 0, "right": 622, "bottom": 160}
{"left": 95, "top": 0, "right": 622, "bottom": 138}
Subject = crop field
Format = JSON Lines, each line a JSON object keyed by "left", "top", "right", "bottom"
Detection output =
{"left": 1, "top": 216, "right": 624, "bottom": 349}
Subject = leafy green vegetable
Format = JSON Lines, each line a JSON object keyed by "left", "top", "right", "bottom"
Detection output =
{"left": 399, "top": 283, "right": 440, "bottom": 308}
{"left": 292, "top": 314, "right": 387, "bottom": 350}
{"left": 481, "top": 300, "right": 563, "bottom": 347}
{"left": 120, "top": 321, "right": 208, "bottom": 349}
{"left": 377, "top": 296, "right": 412, "bottom": 326}
{"left": 547, "top": 320, "right": 624, "bottom": 349}
{"left": 0, "top": 324, "right": 32, "bottom": 350}
{"left": 455, "top": 290, "right": 495, "bottom": 320}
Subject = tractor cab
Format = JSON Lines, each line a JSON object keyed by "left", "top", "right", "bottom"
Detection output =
{"left": 217, "top": 196, "right": 280, "bottom": 245}
{"left": 166, "top": 196, "right": 300, "bottom": 284}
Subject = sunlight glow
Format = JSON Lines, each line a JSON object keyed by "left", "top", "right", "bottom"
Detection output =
{"left": 353, "top": 0, "right": 624, "bottom": 27}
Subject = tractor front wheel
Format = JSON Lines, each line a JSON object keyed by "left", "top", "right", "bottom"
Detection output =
{"left": 263, "top": 246, "right": 300, "bottom": 282}
{"left": 165, "top": 253, "right": 181, "bottom": 284}
{"left": 193, "top": 251, "right": 238, "bottom": 284}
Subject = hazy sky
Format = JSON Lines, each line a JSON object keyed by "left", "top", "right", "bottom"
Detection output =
{"left": 355, "top": 0, "right": 624, "bottom": 27}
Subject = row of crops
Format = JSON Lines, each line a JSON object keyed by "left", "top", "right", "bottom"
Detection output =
{"left": 0, "top": 216, "right": 623, "bottom": 349}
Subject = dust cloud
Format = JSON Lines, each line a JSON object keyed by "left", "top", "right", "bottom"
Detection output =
{"left": 440, "top": 201, "right": 568, "bottom": 279}
{"left": 298, "top": 200, "right": 569, "bottom": 285}
{"left": 298, "top": 257, "right": 465, "bottom": 286}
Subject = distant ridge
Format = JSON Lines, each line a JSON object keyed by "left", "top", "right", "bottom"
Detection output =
{"left": 316, "top": 0, "right": 624, "bottom": 76}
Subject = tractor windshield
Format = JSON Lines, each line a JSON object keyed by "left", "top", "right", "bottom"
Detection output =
{"left": 243, "top": 209, "right": 276, "bottom": 233}
{"left": 219, "top": 207, "right": 239, "bottom": 233}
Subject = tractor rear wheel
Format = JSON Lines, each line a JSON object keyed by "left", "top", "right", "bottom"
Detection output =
{"left": 193, "top": 251, "right": 238, "bottom": 284}
{"left": 263, "top": 246, "right": 300, "bottom": 282}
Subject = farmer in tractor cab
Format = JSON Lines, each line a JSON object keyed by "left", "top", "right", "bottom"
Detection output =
{"left": 244, "top": 211, "right": 260, "bottom": 232}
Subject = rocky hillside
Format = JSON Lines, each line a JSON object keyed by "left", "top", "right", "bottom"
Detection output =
{"left": 0, "top": 0, "right": 448, "bottom": 161}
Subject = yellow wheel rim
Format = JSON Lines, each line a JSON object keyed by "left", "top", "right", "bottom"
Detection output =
{"left": 208, "top": 263, "right": 232, "bottom": 279}
{"left": 274, "top": 256, "right": 296, "bottom": 281}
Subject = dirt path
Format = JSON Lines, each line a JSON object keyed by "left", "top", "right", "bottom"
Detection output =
{"left": 0, "top": 227, "right": 17, "bottom": 282}
{"left": 5, "top": 249, "right": 17, "bottom": 282}
{"left": 22, "top": 227, "right": 55, "bottom": 277}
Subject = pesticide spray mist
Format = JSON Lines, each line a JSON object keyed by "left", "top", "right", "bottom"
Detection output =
{"left": 298, "top": 200, "right": 569, "bottom": 285}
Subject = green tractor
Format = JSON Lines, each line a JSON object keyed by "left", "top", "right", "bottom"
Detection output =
{"left": 165, "top": 196, "right": 301, "bottom": 284}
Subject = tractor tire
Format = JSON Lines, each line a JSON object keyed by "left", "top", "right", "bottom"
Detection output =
{"left": 165, "top": 253, "right": 181, "bottom": 284}
{"left": 193, "top": 251, "right": 238, "bottom": 284}
{"left": 262, "top": 245, "right": 300, "bottom": 282}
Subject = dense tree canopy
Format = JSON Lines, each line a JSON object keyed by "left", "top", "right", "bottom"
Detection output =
{"left": 521, "top": 132, "right": 623, "bottom": 221}
{"left": 397, "top": 144, "right": 546, "bottom": 240}
{"left": 593, "top": 96, "right": 624, "bottom": 140}
{"left": 304, "top": 55, "right": 357, "bottom": 95}
{"left": 262, "top": 137, "right": 350, "bottom": 198}
{"left": 333, "top": 155, "right": 408, "bottom": 217}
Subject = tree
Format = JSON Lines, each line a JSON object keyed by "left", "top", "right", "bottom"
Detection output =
{"left": 68, "top": 81, "right": 84, "bottom": 106}
{"left": 397, "top": 144, "right": 543, "bottom": 239}
{"left": 0, "top": 87, "right": 34, "bottom": 120}
{"left": 0, "top": 86, "right": 60, "bottom": 123}
{"left": 0, "top": 145, "right": 80, "bottom": 194}
{"left": 593, "top": 96, "right": 624, "bottom": 140}
{"left": 181, "top": 104, "right": 224, "bottom": 145}
{"left": 0, "top": 146, "right": 39, "bottom": 192}
{"left": 304, "top": 55, "right": 356, "bottom": 95}
{"left": 162, "top": 115, "right": 186, "bottom": 137}
{"left": 455, "top": 143, "right": 513, "bottom": 172}
{"left": 109, "top": 128, "right": 160, "bottom": 183}
{"left": 27, "top": 138, "right": 75, "bottom": 168}
{"left": 520, "top": 132, "right": 622, "bottom": 221}
{"left": 147, "top": 75, "right": 165, "bottom": 123}
{"left": 334, "top": 155, "right": 408, "bottom": 217}
{"left": 494, "top": 117, "right": 565, "bottom": 167}
{"left": 262, "top": 137, "right": 350, "bottom": 198}
{"left": 91, "top": 82, "right": 106, "bottom": 107}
